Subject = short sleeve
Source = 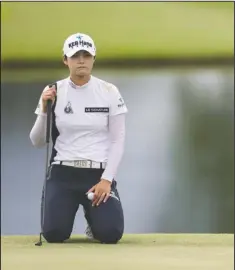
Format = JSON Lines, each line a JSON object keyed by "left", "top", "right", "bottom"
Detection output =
{"left": 34, "top": 85, "right": 50, "bottom": 115}
{"left": 109, "top": 85, "right": 128, "bottom": 116}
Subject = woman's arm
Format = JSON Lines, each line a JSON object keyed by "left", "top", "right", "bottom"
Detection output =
{"left": 29, "top": 114, "right": 47, "bottom": 147}
{"left": 101, "top": 113, "right": 126, "bottom": 182}
{"left": 30, "top": 85, "right": 56, "bottom": 147}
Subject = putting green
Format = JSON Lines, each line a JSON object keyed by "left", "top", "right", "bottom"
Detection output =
{"left": 2, "top": 234, "right": 233, "bottom": 270}
{"left": 2, "top": 2, "right": 234, "bottom": 61}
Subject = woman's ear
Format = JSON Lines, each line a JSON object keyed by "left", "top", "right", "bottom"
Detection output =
{"left": 63, "top": 55, "right": 68, "bottom": 65}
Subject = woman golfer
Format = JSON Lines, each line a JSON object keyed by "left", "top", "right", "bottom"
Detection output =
{"left": 30, "top": 33, "right": 128, "bottom": 244}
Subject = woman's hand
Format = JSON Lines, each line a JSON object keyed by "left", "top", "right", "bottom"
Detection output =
{"left": 87, "top": 179, "right": 112, "bottom": 206}
{"left": 41, "top": 86, "right": 57, "bottom": 112}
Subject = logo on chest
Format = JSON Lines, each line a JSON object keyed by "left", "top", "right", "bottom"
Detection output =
{"left": 64, "top": 102, "right": 74, "bottom": 114}
{"left": 85, "top": 107, "right": 109, "bottom": 113}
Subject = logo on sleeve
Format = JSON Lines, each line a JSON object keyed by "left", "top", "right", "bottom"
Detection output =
{"left": 85, "top": 107, "right": 109, "bottom": 113}
{"left": 64, "top": 102, "right": 74, "bottom": 114}
{"left": 118, "top": 97, "right": 125, "bottom": 108}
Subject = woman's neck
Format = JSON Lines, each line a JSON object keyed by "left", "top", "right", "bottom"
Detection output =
{"left": 70, "top": 74, "right": 91, "bottom": 86}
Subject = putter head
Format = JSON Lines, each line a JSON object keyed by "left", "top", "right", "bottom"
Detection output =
{"left": 35, "top": 241, "right": 42, "bottom": 246}
{"left": 35, "top": 233, "right": 43, "bottom": 246}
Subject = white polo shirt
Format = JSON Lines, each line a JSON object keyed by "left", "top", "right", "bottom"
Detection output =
{"left": 34, "top": 75, "right": 128, "bottom": 165}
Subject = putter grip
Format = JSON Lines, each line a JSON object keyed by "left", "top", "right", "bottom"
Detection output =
{"left": 46, "top": 84, "right": 54, "bottom": 143}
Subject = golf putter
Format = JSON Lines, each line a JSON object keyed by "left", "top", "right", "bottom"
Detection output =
{"left": 35, "top": 84, "right": 54, "bottom": 246}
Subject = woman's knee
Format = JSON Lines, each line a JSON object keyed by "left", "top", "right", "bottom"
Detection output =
{"left": 93, "top": 226, "right": 124, "bottom": 244}
{"left": 43, "top": 229, "right": 70, "bottom": 243}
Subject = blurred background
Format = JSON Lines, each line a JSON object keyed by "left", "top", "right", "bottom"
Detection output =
{"left": 1, "top": 2, "right": 234, "bottom": 235}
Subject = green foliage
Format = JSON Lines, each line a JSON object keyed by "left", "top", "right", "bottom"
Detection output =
{"left": 2, "top": 2, "right": 234, "bottom": 61}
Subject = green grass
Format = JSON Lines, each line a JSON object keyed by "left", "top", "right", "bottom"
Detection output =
{"left": 2, "top": 234, "right": 234, "bottom": 270}
{"left": 1, "top": 2, "right": 234, "bottom": 61}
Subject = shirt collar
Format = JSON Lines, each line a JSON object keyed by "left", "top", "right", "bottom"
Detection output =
{"left": 68, "top": 75, "right": 93, "bottom": 89}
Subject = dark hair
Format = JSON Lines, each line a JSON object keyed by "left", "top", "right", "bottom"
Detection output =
{"left": 63, "top": 54, "right": 95, "bottom": 61}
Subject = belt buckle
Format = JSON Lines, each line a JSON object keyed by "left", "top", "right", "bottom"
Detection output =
{"left": 74, "top": 160, "right": 88, "bottom": 168}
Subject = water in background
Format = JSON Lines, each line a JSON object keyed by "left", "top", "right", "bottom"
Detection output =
{"left": 1, "top": 67, "right": 234, "bottom": 235}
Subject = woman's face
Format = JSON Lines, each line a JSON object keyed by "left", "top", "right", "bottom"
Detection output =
{"left": 64, "top": 50, "right": 95, "bottom": 77}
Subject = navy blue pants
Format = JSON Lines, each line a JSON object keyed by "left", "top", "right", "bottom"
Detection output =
{"left": 40, "top": 164, "right": 124, "bottom": 244}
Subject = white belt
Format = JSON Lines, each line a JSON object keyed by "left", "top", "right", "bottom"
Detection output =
{"left": 52, "top": 160, "right": 106, "bottom": 169}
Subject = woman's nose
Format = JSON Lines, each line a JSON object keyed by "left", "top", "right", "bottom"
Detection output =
{"left": 77, "top": 53, "right": 85, "bottom": 63}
